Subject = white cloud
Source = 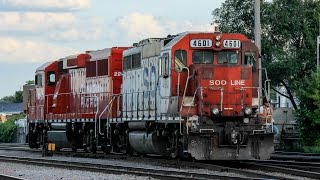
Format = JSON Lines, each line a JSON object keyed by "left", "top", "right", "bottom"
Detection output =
{"left": 1, "top": 0, "right": 91, "bottom": 11}
{"left": 0, "top": 12, "right": 216, "bottom": 63}
{"left": 0, "top": 12, "right": 76, "bottom": 32}
{"left": 49, "top": 17, "right": 105, "bottom": 41}
{"left": 0, "top": 36, "right": 77, "bottom": 63}
{"left": 0, "top": 12, "right": 105, "bottom": 41}
{"left": 114, "top": 12, "right": 216, "bottom": 44}
{"left": 118, "top": 13, "right": 165, "bottom": 40}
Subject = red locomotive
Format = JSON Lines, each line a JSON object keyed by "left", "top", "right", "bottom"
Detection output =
{"left": 26, "top": 32, "right": 274, "bottom": 160}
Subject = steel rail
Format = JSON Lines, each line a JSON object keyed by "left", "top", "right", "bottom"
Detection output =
{"left": 0, "top": 155, "right": 252, "bottom": 180}
{"left": 230, "top": 161, "right": 320, "bottom": 179}
{"left": 246, "top": 159, "right": 320, "bottom": 173}
{"left": 0, "top": 174, "right": 25, "bottom": 180}
{"left": 2, "top": 144, "right": 319, "bottom": 179}
{"left": 0, "top": 145, "right": 300, "bottom": 179}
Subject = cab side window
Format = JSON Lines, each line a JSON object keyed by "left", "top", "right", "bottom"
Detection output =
{"left": 174, "top": 50, "right": 187, "bottom": 71}
{"left": 244, "top": 52, "right": 256, "bottom": 71}
{"left": 47, "top": 71, "right": 56, "bottom": 86}
{"left": 35, "top": 74, "right": 43, "bottom": 88}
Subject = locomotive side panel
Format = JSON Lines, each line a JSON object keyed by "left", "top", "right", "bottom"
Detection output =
{"left": 122, "top": 40, "right": 162, "bottom": 120}
{"left": 27, "top": 32, "right": 274, "bottom": 160}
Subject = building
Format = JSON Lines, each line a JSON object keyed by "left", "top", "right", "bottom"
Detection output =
{"left": 0, "top": 102, "right": 23, "bottom": 123}
{"left": 275, "top": 86, "right": 298, "bottom": 108}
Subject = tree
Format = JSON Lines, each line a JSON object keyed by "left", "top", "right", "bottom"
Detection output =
{"left": 296, "top": 69, "right": 320, "bottom": 146}
{"left": 25, "top": 80, "right": 35, "bottom": 85}
{"left": 0, "top": 91, "right": 22, "bottom": 103}
{"left": 0, "top": 95, "right": 16, "bottom": 103}
{"left": 0, "top": 113, "right": 24, "bottom": 143}
{"left": 212, "top": 0, "right": 320, "bottom": 145}
{"left": 263, "top": 0, "right": 320, "bottom": 110}
{"left": 0, "top": 80, "right": 34, "bottom": 103}
{"left": 212, "top": 0, "right": 320, "bottom": 110}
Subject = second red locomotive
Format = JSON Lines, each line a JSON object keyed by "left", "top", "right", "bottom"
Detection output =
{"left": 27, "top": 31, "right": 274, "bottom": 160}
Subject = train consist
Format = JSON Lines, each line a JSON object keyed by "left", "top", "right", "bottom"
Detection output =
{"left": 26, "top": 31, "right": 274, "bottom": 160}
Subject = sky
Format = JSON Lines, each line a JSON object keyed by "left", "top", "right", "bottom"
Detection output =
{"left": 0, "top": 0, "right": 224, "bottom": 98}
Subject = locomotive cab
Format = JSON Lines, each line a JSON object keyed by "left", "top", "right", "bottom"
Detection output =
{"left": 170, "top": 32, "right": 274, "bottom": 160}
{"left": 119, "top": 32, "right": 273, "bottom": 160}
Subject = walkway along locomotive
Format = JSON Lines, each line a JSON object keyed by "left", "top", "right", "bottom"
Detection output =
{"left": 26, "top": 32, "right": 274, "bottom": 160}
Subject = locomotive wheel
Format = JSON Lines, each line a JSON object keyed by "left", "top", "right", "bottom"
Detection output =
{"left": 90, "top": 141, "right": 97, "bottom": 153}
{"left": 84, "top": 131, "right": 97, "bottom": 153}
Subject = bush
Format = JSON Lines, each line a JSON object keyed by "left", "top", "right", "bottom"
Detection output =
{"left": 0, "top": 113, "right": 25, "bottom": 143}
{"left": 296, "top": 69, "right": 320, "bottom": 146}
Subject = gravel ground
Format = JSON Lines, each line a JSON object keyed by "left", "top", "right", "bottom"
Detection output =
{"left": 0, "top": 162, "right": 155, "bottom": 180}
{"left": 1, "top": 149, "right": 315, "bottom": 180}
{"left": 0, "top": 149, "right": 244, "bottom": 179}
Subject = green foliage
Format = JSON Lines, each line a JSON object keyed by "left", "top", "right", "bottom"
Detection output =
{"left": 0, "top": 113, "right": 24, "bottom": 143}
{"left": 212, "top": 0, "right": 320, "bottom": 110}
{"left": 0, "top": 80, "right": 34, "bottom": 103}
{"left": 25, "top": 80, "right": 35, "bottom": 85}
{"left": 296, "top": 69, "right": 320, "bottom": 146}
{"left": 0, "top": 95, "right": 16, "bottom": 103}
{"left": 212, "top": 0, "right": 320, "bottom": 147}
{"left": 0, "top": 90, "right": 23, "bottom": 103}
{"left": 303, "top": 145, "right": 320, "bottom": 153}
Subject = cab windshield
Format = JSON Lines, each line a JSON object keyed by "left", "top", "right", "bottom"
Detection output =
{"left": 217, "top": 51, "right": 238, "bottom": 64}
{"left": 192, "top": 51, "right": 214, "bottom": 64}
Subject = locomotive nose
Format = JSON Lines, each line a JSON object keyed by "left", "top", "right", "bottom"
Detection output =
{"left": 194, "top": 65, "right": 251, "bottom": 117}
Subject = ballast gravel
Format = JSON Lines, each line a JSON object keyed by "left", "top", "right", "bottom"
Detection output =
{"left": 0, "top": 149, "right": 246, "bottom": 180}
{"left": 0, "top": 149, "right": 314, "bottom": 180}
{"left": 0, "top": 162, "right": 154, "bottom": 180}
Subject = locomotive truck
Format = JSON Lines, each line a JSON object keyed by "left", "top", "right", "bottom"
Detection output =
{"left": 26, "top": 31, "right": 274, "bottom": 160}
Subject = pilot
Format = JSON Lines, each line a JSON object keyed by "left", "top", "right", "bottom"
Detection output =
{"left": 258, "top": 97, "right": 279, "bottom": 135}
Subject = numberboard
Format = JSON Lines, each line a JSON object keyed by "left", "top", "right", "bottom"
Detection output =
{"left": 223, "top": 40, "right": 241, "bottom": 48}
{"left": 190, "top": 39, "right": 212, "bottom": 48}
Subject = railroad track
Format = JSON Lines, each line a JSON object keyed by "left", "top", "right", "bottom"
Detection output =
{"left": 0, "top": 174, "right": 24, "bottom": 180}
{"left": 214, "top": 160, "right": 320, "bottom": 179}
{"left": 0, "top": 143, "right": 35, "bottom": 152}
{"left": 0, "top": 150, "right": 298, "bottom": 179}
{"left": 1, "top": 144, "right": 319, "bottom": 179}
{"left": 0, "top": 154, "right": 271, "bottom": 180}
{"left": 53, "top": 150, "right": 308, "bottom": 179}
{"left": 249, "top": 159, "right": 320, "bottom": 173}
{"left": 271, "top": 151, "right": 320, "bottom": 162}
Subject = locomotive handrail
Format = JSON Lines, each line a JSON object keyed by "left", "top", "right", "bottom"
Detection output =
{"left": 98, "top": 94, "right": 119, "bottom": 138}
{"left": 261, "top": 68, "right": 271, "bottom": 100}
{"left": 45, "top": 92, "right": 101, "bottom": 139}
{"left": 220, "top": 87, "right": 224, "bottom": 113}
{"left": 45, "top": 92, "right": 109, "bottom": 114}
{"left": 122, "top": 90, "right": 157, "bottom": 115}
{"left": 238, "top": 86, "right": 274, "bottom": 133}
{"left": 179, "top": 66, "right": 190, "bottom": 135}
{"left": 186, "top": 86, "right": 201, "bottom": 134}
{"left": 76, "top": 95, "right": 100, "bottom": 140}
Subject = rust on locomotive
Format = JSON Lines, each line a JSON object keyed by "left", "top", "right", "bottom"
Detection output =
{"left": 26, "top": 32, "right": 274, "bottom": 160}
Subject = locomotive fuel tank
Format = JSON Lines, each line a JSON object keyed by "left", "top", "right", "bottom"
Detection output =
{"left": 47, "top": 123, "right": 72, "bottom": 148}
{"left": 128, "top": 131, "right": 169, "bottom": 156}
{"left": 48, "top": 130, "right": 72, "bottom": 148}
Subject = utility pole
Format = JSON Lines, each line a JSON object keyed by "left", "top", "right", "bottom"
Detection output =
{"left": 318, "top": 14, "right": 320, "bottom": 67}
{"left": 317, "top": 36, "right": 320, "bottom": 67}
{"left": 254, "top": 0, "right": 262, "bottom": 96}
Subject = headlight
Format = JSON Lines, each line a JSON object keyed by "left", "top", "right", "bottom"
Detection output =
{"left": 215, "top": 35, "right": 222, "bottom": 41}
{"left": 212, "top": 108, "right": 220, "bottom": 115}
{"left": 244, "top": 107, "right": 252, "bottom": 115}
